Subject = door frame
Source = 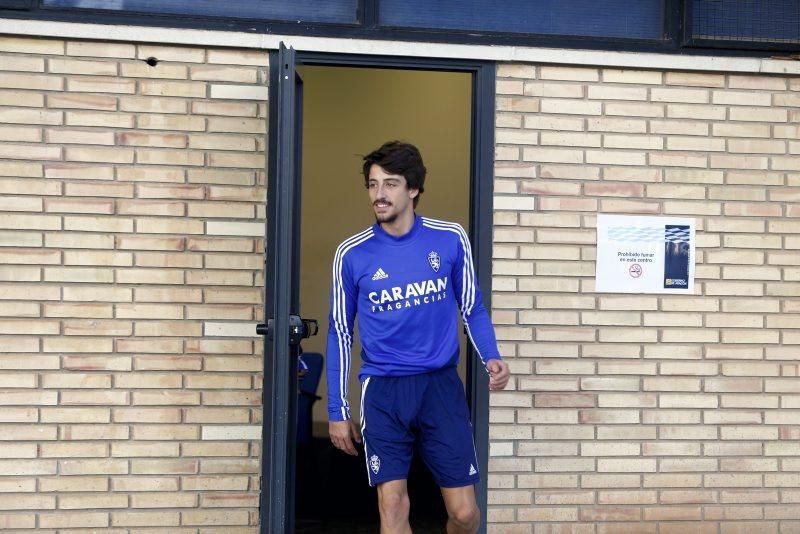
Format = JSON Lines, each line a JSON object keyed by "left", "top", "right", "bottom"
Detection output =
{"left": 262, "top": 49, "right": 497, "bottom": 533}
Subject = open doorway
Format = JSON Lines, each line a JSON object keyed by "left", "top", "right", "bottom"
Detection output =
{"left": 295, "top": 65, "right": 472, "bottom": 532}
{"left": 262, "top": 47, "right": 496, "bottom": 533}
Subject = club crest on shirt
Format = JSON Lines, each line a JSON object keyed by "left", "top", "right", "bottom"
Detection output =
{"left": 427, "top": 251, "right": 440, "bottom": 273}
{"left": 370, "top": 454, "right": 381, "bottom": 474}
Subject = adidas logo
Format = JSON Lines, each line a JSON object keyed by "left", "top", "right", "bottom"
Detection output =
{"left": 469, "top": 464, "right": 477, "bottom": 476}
{"left": 372, "top": 268, "right": 389, "bottom": 281}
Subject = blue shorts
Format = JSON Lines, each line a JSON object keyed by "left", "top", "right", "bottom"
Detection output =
{"left": 359, "top": 366, "right": 480, "bottom": 488}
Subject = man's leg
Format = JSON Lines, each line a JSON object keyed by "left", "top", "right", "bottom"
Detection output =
{"left": 441, "top": 485, "right": 480, "bottom": 534}
{"left": 376, "top": 479, "right": 412, "bottom": 534}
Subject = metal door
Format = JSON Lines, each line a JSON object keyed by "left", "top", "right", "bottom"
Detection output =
{"left": 258, "top": 42, "right": 314, "bottom": 534}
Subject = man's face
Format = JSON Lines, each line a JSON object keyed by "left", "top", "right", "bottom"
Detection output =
{"left": 367, "top": 164, "right": 418, "bottom": 224}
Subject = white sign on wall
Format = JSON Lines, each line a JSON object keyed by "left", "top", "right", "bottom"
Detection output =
{"left": 596, "top": 214, "right": 695, "bottom": 294}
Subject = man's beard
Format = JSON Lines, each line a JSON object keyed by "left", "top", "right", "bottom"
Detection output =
{"left": 375, "top": 211, "right": 398, "bottom": 224}
{"left": 374, "top": 200, "right": 397, "bottom": 224}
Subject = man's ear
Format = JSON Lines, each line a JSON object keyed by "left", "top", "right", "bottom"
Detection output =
{"left": 409, "top": 188, "right": 419, "bottom": 199}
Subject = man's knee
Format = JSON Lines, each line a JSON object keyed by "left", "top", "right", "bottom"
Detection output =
{"left": 448, "top": 502, "right": 479, "bottom": 529}
{"left": 378, "top": 484, "right": 410, "bottom": 524}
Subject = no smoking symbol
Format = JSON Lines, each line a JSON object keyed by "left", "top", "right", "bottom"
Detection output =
{"left": 629, "top": 263, "right": 643, "bottom": 278}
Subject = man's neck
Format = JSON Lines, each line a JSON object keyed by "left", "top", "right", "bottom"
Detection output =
{"left": 380, "top": 210, "right": 416, "bottom": 237}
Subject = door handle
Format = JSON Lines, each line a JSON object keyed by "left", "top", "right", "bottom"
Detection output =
{"left": 256, "top": 315, "right": 318, "bottom": 346}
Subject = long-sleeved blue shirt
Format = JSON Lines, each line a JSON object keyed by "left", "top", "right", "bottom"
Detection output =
{"left": 326, "top": 215, "right": 501, "bottom": 421}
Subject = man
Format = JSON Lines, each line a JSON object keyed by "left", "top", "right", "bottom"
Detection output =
{"left": 326, "top": 140, "right": 509, "bottom": 534}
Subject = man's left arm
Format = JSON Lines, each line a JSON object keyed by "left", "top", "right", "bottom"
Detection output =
{"left": 451, "top": 225, "right": 510, "bottom": 390}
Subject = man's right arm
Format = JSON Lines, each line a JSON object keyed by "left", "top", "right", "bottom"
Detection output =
{"left": 326, "top": 245, "right": 358, "bottom": 422}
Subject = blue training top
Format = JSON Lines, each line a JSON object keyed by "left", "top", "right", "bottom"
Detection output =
{"left": 326, "top": 214, "right": 501, "bottom": 422}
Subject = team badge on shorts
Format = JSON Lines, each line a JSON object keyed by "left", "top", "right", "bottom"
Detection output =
{"left": 427, "top": 251, "right": 440, "bottom": 273}
{"left": 370, "top": 454, "right": 381, "bottom": 474}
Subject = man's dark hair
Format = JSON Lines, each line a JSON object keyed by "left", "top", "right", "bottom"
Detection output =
{"left": 362, "top": 140, "right": 426, "bottom": 208}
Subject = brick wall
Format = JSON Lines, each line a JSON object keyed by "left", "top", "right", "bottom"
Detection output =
{"left": 4, "top": 32, "right": 800, "bottom": 532}
{"left": 490, "top": 64, "right": 800, "bottom": 533}
{"left": 0, "top": 36, "right": 267, "bottom": 531}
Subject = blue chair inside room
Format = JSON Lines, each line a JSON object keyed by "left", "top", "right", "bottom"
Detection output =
{"left": 297, "top": 351, "right": 323, "bottom": 445}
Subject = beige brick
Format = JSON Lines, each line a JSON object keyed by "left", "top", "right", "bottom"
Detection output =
{"left": 523, "top": 81, "right": 583, "bottom": 98}
{"left": 0, "top": 107, "right": 62, "bottom": 126}
{"left": 650, "top": 119, "right": 709, "bottom": 136}
{"left": 729, "top": 139, "right": 786, "bottom": 154}
{"left": 588, "top": 85, "right": 647, "bottom": 100}
{"left": 121, "top": 62, "right": 188, "bottom": 79}
{"left": 191, "top": 100, "right": 257, "bottom": 118}
{"left": 131, "top": 492, "right": 197, "bottom": 509}
{"left": 138, "top": 45, "right": 205, "bottom": 63}
{"left": 41, "top": 441, "right": 109, "bottom": 458}
{"left": 602, "top": 69, "right": 662, "bottom": 84}
{"left": 540, "top": 99, "right": 601, "bottom": 115}
{"left": 132, "top": 424, "right": 200, "bottom": 440}
{"left": 713, "top": 90, "right": 772, "bottom": 106}
{"left": 0, "top": 214, "right": 61, "bottom": 230}
{"left": 652, "top": 87, "right": 709, "bottom": 103}
{"left": 496, "top": 80, "right": 524, "bottom": 95}
{"left": 116, "top": 268, "right": 184, "bottom": 286}
{"left": 66, "top": 41, "right": 134, "bottom": 58}
{"left": 205, "top": 48, "right": 265, "bottom": 66}
{"left": 109, "top": 476, "right": 178, "bottom": 493}
{"left": 0, "top": 72, "right": 63, "bottom": 91}
{"left": 667, "top": 104, "right": 725, "bottom": 120}
{"left": 539, "top": 66, "right": 598, "bottom": 81}
{"left": 118, "top": 131, "right": 188, "bottom": 148}
{"left": 524, "top": 114, "right": 584, "bottom": 131}
{"left": 728, "top": 75, "right": 786, "bottom": 91}
{"left": 0, "top": 143, "right": 61, "bottom": 160}
{"left": 59, "top": 493, "right": 128, "bottom": 509}
{"left": 206, "top": 116, "right": 262, "bottom": 133}
{"left": 65, "top": 75, "right": 135, "bottom": 93}
{"left": 666, "top": 71, "right": 725, "bottom": 87}
{"left": 188, "top": 133, "right": 257, "bottom": 151}
{"left": 117, "top": 166, "right": 185, "bottom": 183}
{"left": 59, "top": 388, "right": 129, "bottom": 405}
{"left": 202, "top": 356, "right": 259, "bottom": 372}
{"left": 209, "top": 84, "right": 267, "bottom": 100}
{"left": 137, "top": 113, "right": 205, "bottom": 131}
{"left": 119, "top": 96, "right": 187, "bottom": 115}
{"left": 47, "top": 93, "right": 117, "bottom": 111}
{"left": 64, "top": 145, "right": 134, "bottom": 163}
{"left": 110, "top": 442, "right": 181, "bottom": 459}
{"left": 132, "top": 217, "right": 203, "bottom": 235}
{"left": 136, "top": 148, "right": 204, "bottom": 166}
{"left": 132, "top": 390, "right": 200, "bottom": 405}
{"left": 206, "top": 151, "right": 264, "bottom": 169}
{"left": 730, "top": 107, "right": 787, "bottom": 122}
{"left": 39, "top": 512, "right": 109, "bottom": 528}
{"left": 64, "top": 111, "right": 133, "bottom": 129}
{"left": 117, "top": 199, "right": 185, "bottom": 217}
{"left": 113, "top": 371, "right": 182, "bottom": 389}
{"left": 0, "top": 88, "right": 44, "bottom": 107}
{"left": 667, "top": 136, "right": 726, "bottom": 152}
{"left": 41, "top": 372, "right": 111, "bottom": 389}
{"left": 206, "top": 185, "right": 263, "bottom": 202}
{"left": 0, "top": 126, "right": 41, "bottom": 143}
{"left": 775, "top": 124, "right": 800, "bottom": 139}
{"left": 497, "top": 64, "right": 536, "bottom": 79}
{"left": 141, "top": 80, "right": 206, "bottom": 98}
{"left": 132, "top": 459, "right": 198, "bottom": 475}
{"left": 49, "top": 56, "right": 118, "bottom": 75}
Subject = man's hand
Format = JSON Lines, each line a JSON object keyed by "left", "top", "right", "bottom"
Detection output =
{"left": 486, "top": 359, "right": 510, "bottom": 390}
{"left": 329, "top": 419, "right": 362, "bottom": 456}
